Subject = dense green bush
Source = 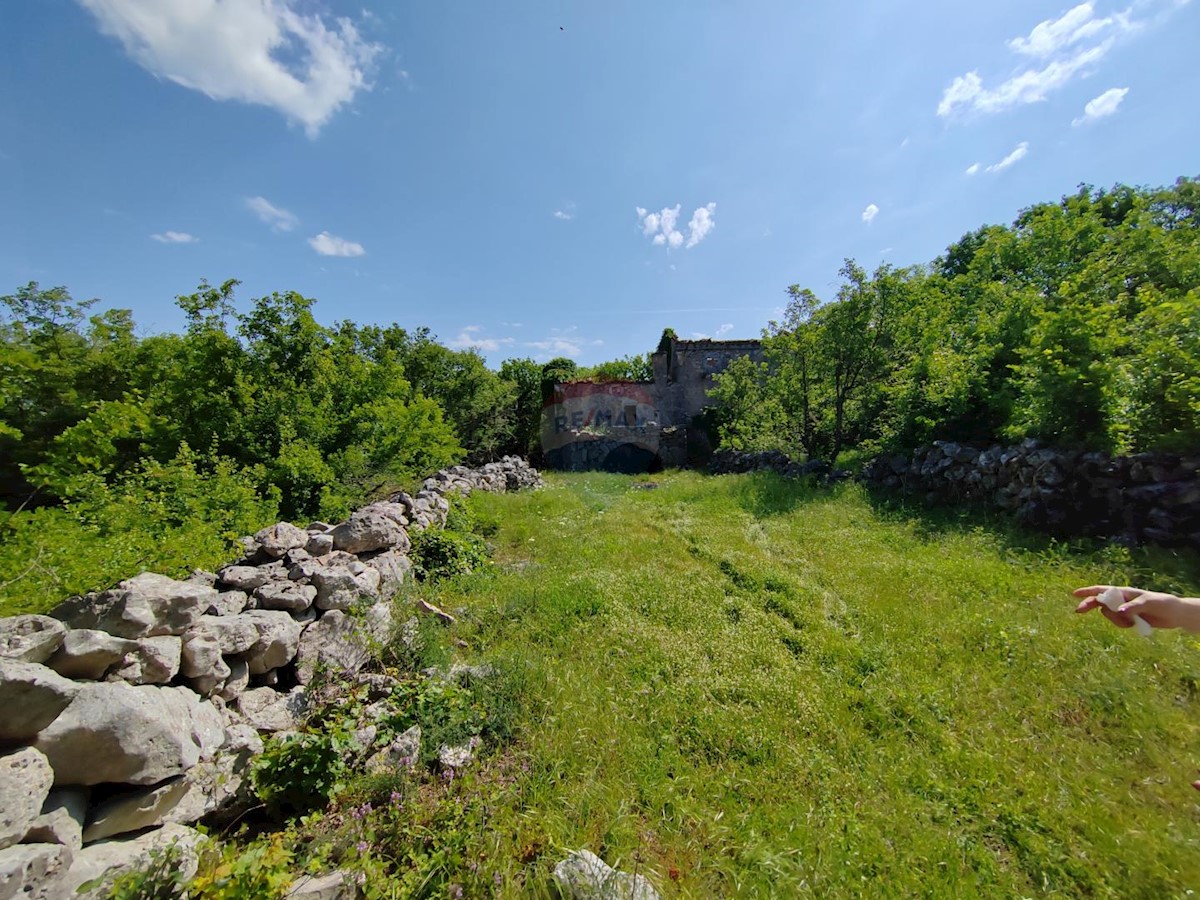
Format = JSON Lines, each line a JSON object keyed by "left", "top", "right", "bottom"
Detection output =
{"left": 0, "top": 445, "right": 278, "bottom": 616}
{"left": 409, "top": 529, "right": 489, "bottom": 582}
{"left": 712, "top": 178, "right": 1200, "bottom": 459}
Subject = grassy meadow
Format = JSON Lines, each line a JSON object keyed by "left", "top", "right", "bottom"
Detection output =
{"left": 411, "top": 470, "right": 1200, "bottom": 897}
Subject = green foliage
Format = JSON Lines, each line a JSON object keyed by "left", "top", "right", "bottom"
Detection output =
{"left": 0, "top": 445, "right": 278, "bottom": 616}
{"left": 497, "top": 357, "right": 543, "bottom": 458}
{"left": 657, "top": 326, "right": 678, "bottom": 353}
{"left": 713, "top": 178, "right": 1200, "bottom": 458}
{"left": 1, "top": 279, "right": 468, "bottom": 520}
{"left": 421, "top": 471, "right": 1200, "bottom": 895}
{"left": 410, "top": 529, "right": 489, "bottom": 582}
{"left": 252, "top": 733, "right": 349, "bottom": 816}
{"left": 188, "top": 836, "right": 296, "bottom": 899}
{"left": 101, "top": 842, "right": 190, "bottom": 899}
{"left": 575, "top": 353, "right": 653, "bottom": 382}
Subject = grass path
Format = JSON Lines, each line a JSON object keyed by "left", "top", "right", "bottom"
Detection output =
{"left": 425, "top": 471, "right": 1200, "bottom": 896}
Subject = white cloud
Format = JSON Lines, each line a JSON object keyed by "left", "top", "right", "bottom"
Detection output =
{"left": 638, "top": 203, "right": 716, "bottom": 250}
{"left": 715, "top": 323, "right": 734, "bottom": 337}
{"left": 151, "top": 230, "right": 197, "bottom": 243}
{"left": 245, "top": 195, "right": 298, "bottom": 231}
{"left": 966, "top": 162, "right": 981, "bottom": 175}
{"left": 938, "top": 42, "right": 1113, "bottom": 117}
{"left": 78, "top": 0, "right": 382, "bottom": 137}
{"left": 553, "top": 210, "right": 573, "bottom": 220}
{"left": 308, "top": 231, "right": 365, "bottom": 256}
{"left": 1007, "top": 2, "right": 1123, "bottom": 57}
{"left": 861, "top": 203, "right": 879, "bottom": 224}
{"left": 448, "top": 326, "right": 515, "bottom": 353}
{"left": 685, "top": 202, "right": 717, "bottom": 248}
{"left": 985, "top": 141, "right": 1030, "bottom": 173}
{"left": 525, "top": 329, "right": 603, "bottom": 360}
{"left": 936, "top": 0, "right": 1148, "bottom": 118}
{"left": 1072, "top": 86, "right": 1129, "bottom": 124}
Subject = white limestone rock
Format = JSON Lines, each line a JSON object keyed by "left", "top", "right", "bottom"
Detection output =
{"left": 254, "top": 522, "right": 308, "bottom": 558}
{"left": 82, "top": 778, "right": 189, "bottom": 843}
{"left": 254, "top": 581, "right": 317, "bottom": 612}
{"left": 109, "top": 635, "right": 181, "bottom": 685}
{"left": 0, "top": 659, "right": 79, "bottom": 742}
{"left": 0, "top": 615, "right": 65, "bottom": 664}
{"left": 0, "top": 843, "right": 72, "bottom": 900}
{"left": 0, "top": 748, "right": 54, "bottom": 852}
{"left": 312, "top": 565, "right": 381, "bottom": 611}
{"left": 33, "top": 683, "right": 224, "bottom": 786}
{"left": 51, "top": 573, "right": 215, "bottom": 639}
{"left": 238, "top": 686, "right": 307, "bottom": 732}
{"left": 45, "top": 629, "right": 135, "bottom": 680}
{"left": 239, "top": 610, "right": 303, "bottom": 675}
{"left": 552, "top": 849, "right": 660, "bottom": 900}
{"left": 331, "top": 510, "right": 409, "bottom": 555}
{"left": 295, "top": 605, "right": 392, "bottom": 685}
{"left": 217, "top": 565, "right": 270, "bottom": 592}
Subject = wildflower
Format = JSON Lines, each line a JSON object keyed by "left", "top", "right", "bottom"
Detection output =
{"left": 448, "top": 885, "right": 464, "bottom": 899}
{"left": 390, "top": 791, "right": 403, "bottom": 804}
{"left": 356, "top": 841, "right": 370, "bottom": 854}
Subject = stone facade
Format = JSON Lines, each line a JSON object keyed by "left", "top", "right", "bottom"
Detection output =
{"left": 542, "top": 336, "right": 763, "bottom": 472}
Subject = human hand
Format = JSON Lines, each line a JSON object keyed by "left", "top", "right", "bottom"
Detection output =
{"left": 1074, "top": 585, "right": 1200, "bottom": 633}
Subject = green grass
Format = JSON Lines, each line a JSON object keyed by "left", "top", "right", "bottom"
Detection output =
{"left": 413, "top": 470, "right": 1200, "bottom": 897}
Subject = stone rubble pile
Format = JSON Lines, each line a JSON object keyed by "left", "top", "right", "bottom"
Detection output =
{"left": 0, "top": 457, "right": 542, "bottom": 898}
{"left": 862, "top": 440, "right": 1199, "bottom": 546}
{"left": 708, "top": 449, "right": 849, "bottom": 482}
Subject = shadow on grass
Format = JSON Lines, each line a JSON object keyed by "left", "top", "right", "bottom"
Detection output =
{"left": 721, "top": 470, "right": 827, "bottom": 518}
{"left": 862, "top": 484, "right": 1200, "bottom": 592}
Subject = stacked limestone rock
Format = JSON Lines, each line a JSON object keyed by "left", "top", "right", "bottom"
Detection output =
{"left": 862, "top": 441, "right": 1199, "bottom": 546}
{"left": 0, "top": 457, "right": 542, "bottom": 899}
{"left": 708, "top": 449, "right": 847, "bottom": 481}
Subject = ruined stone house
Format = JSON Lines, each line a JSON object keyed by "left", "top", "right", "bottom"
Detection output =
{"left": 541, "top": 335, "right": 764, "bottom": 471}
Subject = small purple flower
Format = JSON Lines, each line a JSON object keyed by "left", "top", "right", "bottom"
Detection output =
{"left": 448, "top": 885, "right": 464, "bottom": 899}
{"left": 356, "top": 841, "right": 369, "bottom": 854}
{"left": 389, "top": 791, "right": 403, "bottom": 804}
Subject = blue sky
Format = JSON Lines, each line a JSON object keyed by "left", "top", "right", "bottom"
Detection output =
{"left": 2, "top": 0, "right": 1197, "bottom": 366}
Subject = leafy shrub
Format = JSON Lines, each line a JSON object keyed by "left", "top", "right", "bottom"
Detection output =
{"left": 409, "top": 529, "right": 488, "bottom": 582}
{"left": 0, "top": 445, "right": 278, "bottom": 616}
{"left": 188, "top": 836, "right": 295, "bottom": 899}
{"left": 251, "top": 733, "right": 349, "bottom": 816}
{"left": 99, "top": 843, "right": 190, "bottom": 899}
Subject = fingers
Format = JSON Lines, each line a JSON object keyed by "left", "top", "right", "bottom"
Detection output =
{"left": 1074, "top": 597, "right": 1102, "bottom": 613}
{"left": 1117, "top": 596, "right": 1148, "bottom": 615}
{"left": 1072, "top": 585, "right": 1135, "bottom": 599}
{"left": 1099, "top": 607, "right": 1135, "bottom": 628}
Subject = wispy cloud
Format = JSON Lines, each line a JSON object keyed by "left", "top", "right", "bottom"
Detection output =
{"left": 861, "top": 203, "right": 879, "bottom": 224}
{"left": 1007, "top": 2, "right": 1125, "bottom": 57}
{"left": 637, "top": 203, "right": 717, "bottom": 250}
{"left": 1072, "top": 86, "right": 1129, "bottom": 124}
{"left": 246, "top": 196, "right": 298, "bottom": 231}
{"left": 715, "top": 323, "right": 734, "bottom": 338}
{"left": 78, "top": 0, "right": 383, "bottom": 137}
{"left": 151, "top": 230, "right": 197, "bottom": 243}
{"left": 986, "top": 141, "right": 1029, "bottom": 173}
{"left": 936, "top": 2, "right": 1146, "bottom": 118}
{"left": 965, "top": 162, "right": 981, "bottom": 176}
{"left": 309, "top": 231, "right": 365, "bottom": 257}
{"left": 448, "top": 325, "right": 515, "bottom": 353}
{"left": 525, "top": 326, "right": 603, "bottom": 360}
{"left": 553, "top": 201, "right": 576, "bottom": 221}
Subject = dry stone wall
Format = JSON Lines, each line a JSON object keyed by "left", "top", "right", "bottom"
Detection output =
{"left": 0, "top": 457, "right": 542, "bottom": 898}
{"left": 864, "top": 441, "right": 1199, "bottom": 546}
